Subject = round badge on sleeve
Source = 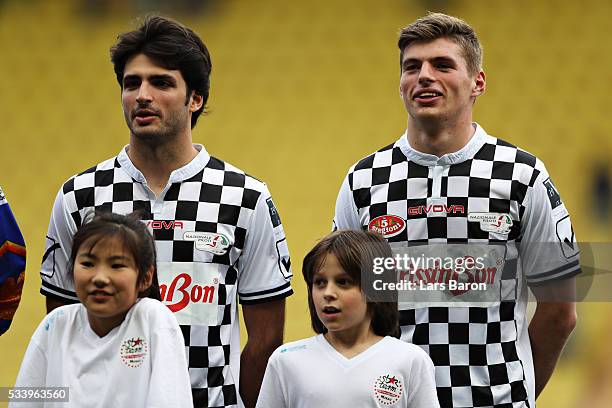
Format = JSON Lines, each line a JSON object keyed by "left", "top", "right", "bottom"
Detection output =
{"left": 373, "top": 373, "right": 403, "bottom": 405}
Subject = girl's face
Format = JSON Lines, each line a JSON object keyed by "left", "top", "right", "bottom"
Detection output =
{"left": 74, "top": 235, "right": 151, "bottom": 337}
{"left": 312, "top": 253, "right": 372, "bottom": 339}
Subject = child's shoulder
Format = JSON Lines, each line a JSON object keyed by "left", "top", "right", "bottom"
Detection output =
{"left": 43, "top": 303, "right": 81, "bottom": 326}
{"left": 129, "top": 298, "right": 178, "bottom": 327}
{"left": 35, "top": 303, "right": 82, "bottom": 337}
{"left": 270, "top": 336, "right": 317, "bottom": 360}
{"left": 379, "top": 336, "right": 432, "bottom": 363}
{"left": 133, "top": 297, "right": 169, "bottom": 312}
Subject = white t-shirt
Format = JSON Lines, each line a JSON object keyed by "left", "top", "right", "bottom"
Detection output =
{"left": 256, "top": 335, "right": 440, "bottom": 408}
{"left": 12, "top": 298, "right": 192, "bottom": 408}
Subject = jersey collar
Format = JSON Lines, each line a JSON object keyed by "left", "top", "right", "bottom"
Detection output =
{"left": 117, "top": 144, "right": 211, "bottom": 184}
{"left": 397, "top": 122, "right": 487, "bottom": 166}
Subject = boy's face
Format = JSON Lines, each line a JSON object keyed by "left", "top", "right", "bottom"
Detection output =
{"left": 399, "top": 37, "right": 485, "bottom": 125}
{"left": 311, "top": 253, "right": 372, "bottom": 337}
{"left": 74, "top": 236, "right": 150, "bottom": 336}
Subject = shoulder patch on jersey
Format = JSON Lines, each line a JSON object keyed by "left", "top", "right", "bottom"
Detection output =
{"left": 41, "top": 235, "right": 61, "bottom": 278}
{"left": 266, "top": 197, "right": 281, "bottom": 227}
{"left": 373, "top": 374, "right": 404, "bottom": 405}
{"left": 275, "top": 237, "right": 292, "bottom": 279}
{"left": 543, "top": 177, "right": 562, "bottom": 209}
{"left": 556, "top": 215, "right": 579, "bottom": 259}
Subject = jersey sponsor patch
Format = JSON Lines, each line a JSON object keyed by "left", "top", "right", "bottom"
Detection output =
{"left": 395, "top": 243, "right": 507, "bottom": 308}
{"left": 40, "top": 235, "right": 61, "bottom": 278}
{"left": 368, "top": 215, "right": 406, "bottom": 238}
{"left": 556, "top": 215, "right": 579, "bottom": 258}
{"left": 120, "top": 336, "right": 148, "bottom": 368}
{"left": 468, "top": 212, "right": 513, "bottom": 234}
{"left": 275, "top": 237, "right": 292, "bottom": 279}
{"left": 157, "top": 262, "right": 220, "bottom": 326}
{"left": 266, "top": 197, "right": 282, "bottom": 227}
{"left": 183, "top": 231, "right": 231, "bottom": 255}
{"left": 373, "top": 373, "right": 403, "bottom": 405}
{"left": 543, "top": 177, "right": 562, "bottom": 209}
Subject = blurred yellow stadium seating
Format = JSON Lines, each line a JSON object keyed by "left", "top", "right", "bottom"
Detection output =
{"left": 0, "top": 0, "right": 610, "bottom": 407}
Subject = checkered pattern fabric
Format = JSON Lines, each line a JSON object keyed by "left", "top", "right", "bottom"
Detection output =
{"left": 334, "top": 124, "right": 580, "bottom": 408}
{"left": 40, "top": 145, "right": 293, "bottom": 408}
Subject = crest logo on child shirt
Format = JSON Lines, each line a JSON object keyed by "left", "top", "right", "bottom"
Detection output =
{"left": 373, "top": 374, "right": 403, "bottom": 405}
{"left": 120, "top": 336, "right": 148, "bottom": 368}
{"left": 468, "top": 212, "right": 513, "bottom": 234}
{"left": 368, "top": 215, "right": 406, "bottom": 238}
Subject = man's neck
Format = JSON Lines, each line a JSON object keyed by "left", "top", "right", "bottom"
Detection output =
{"left": 127, "top": 135, "right": 199, "bottom": 196}
{"left": 407, "top": 116, "right": 475, "bottom": 158}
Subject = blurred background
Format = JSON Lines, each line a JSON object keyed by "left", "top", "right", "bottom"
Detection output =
{"left": 1, "top": 0, "right": 611, "bottom": 406}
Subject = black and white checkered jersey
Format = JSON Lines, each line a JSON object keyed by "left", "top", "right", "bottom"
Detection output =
{"left": 40, "top": 144, "right": 293, "bottom": 408}
{"left": 334, "top": 124, "right": 580, "bottom": 408}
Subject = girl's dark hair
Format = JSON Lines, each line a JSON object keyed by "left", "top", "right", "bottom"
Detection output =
{"left": 302, "top": 230, "right": 400, "bottom": 338}
{"left": 110, "top": 15, "right": 212, "bottom": 129}
{"left": 69, "top": 211, "right": 160, "bottom": 300}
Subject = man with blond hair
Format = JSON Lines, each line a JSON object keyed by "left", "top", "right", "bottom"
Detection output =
{"left": 334, "top": 12, "right": 579, "bottom": 408}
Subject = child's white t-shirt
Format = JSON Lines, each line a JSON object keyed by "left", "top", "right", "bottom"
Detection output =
{"left": 256, "top": 334, "right": 440, "bottom": 408}
{"left": 12, "top": 298, "right": 193, "bottom": 407}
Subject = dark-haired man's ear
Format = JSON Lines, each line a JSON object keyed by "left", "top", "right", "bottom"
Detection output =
{"left": 189, "top": 92, "right": 204, "bottom": 113}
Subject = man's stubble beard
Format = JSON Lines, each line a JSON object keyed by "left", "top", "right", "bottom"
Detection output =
{"left": 126, "top": 109, "right": 187, "bottom": 148}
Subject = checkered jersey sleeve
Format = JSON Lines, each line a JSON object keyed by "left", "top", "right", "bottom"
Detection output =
{"left": 519, "top": 159, "right": 580, "bottom": 285}
{"left": 40, "top": 187, "right": 79, "bottom": 302}
{"left": 333, "top": 166, "right": 362, "bottom": 231}
{"left": 237, "top": 183, "right": 293, "bottom": 304}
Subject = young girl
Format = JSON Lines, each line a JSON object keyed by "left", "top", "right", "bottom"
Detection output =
{"left": 256, "top": 230, "right": 440, "bottom": 408}
{"left": 12, "top": 212, "right": 192, "bottom": 407}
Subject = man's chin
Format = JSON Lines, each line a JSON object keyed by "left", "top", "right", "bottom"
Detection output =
{"left": 410, "top": 109, "right": 443, "bottom": 122}
{"left": 131, "top": 128, "right": 168, "bottom": 144}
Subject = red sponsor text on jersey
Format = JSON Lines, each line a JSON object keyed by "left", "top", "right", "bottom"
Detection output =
{"left": 147, "top": 220, "right": 184, "bottom": 230}
{"left": 399, "top": 264, "right": 498, "bottom": 296}
{"left": 368, "top": 215, "right": 406, "bottom": 238}
{"left": 407, "top": 204, "right": 465, "bottom": 216}
{"left": 160, "top": 273, "right": 215, "bottom": 312}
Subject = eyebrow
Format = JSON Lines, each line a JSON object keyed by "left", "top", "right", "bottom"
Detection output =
{"left": 122, "top": 74, "right": 177, "bottom": 85}
{"left": 402, "top": 56, "right": 457, "bottom": 67}
{"left": 77, "top": 253, "right": 131, "bottom": 262}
